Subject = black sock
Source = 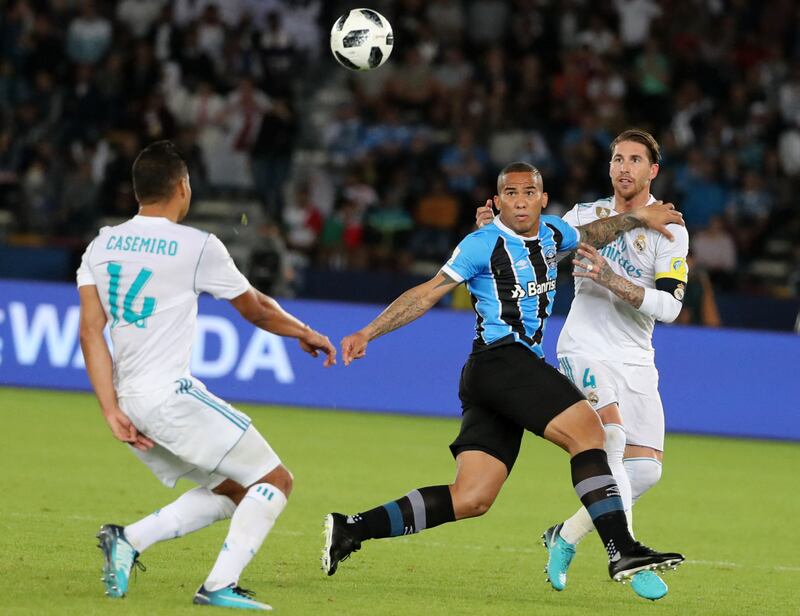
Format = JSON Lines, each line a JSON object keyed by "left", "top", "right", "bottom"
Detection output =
{"left": 571, "top": 448, "right": 634, "bottom": 560}
{"left": 348, "top": 485, "right": 455, "bottom": 541}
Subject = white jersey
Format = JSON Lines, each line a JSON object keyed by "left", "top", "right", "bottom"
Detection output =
{"left": 76, "top": 215, "right": 250, "bottom": 397}
{"left": 556, "top": 196, "right": 689, "bottom": 365}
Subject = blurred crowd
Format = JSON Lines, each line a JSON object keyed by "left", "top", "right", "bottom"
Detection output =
{"left": 2, "top": 0, "right": 800, "bottom": 312}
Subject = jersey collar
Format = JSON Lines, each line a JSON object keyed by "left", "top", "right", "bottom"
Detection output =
{"left": 132, "top": 215, "right": 174, "bottom": 224}
{"left": 493, "top": 217, "right": 539, "bottom": 241}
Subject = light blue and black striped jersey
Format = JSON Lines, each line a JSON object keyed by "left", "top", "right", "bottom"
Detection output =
{"left": 442, "top": 216, "right": 579, "bottom": 358}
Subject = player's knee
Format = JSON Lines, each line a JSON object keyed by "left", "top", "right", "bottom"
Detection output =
{"left": 570, "top": 420, "right": 605, "bottom": 454}
{"left": 455, "top": 490, "right": 495, "bottom": 518}
{"left": 545, "top": 402, "right": 605, "bottom": 454}
{"left": 255, "top": 464, "right": 294, "bottom": 498}
{"left": 623, "top": 457, "right": 662, "bottom": 502}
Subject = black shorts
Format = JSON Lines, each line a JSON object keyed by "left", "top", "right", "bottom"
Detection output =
{"left": 449, "top": 343, "right": 585, "bottom": 473}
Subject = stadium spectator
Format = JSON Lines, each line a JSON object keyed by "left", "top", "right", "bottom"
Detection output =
{"left": 409, "top": 176, "right": 458, "bottom": 262}
{"left": 692, "top": 216, "right": 737, "bottom": 288}
{"left": 677, "top": 252, "right": 722, "bottom": 327}
{"left": 258, "top": 10, "right": 296, "bottom": 97}
{"left": 674, "top": 150, "right": 728, "bottom": 229}
{"left": 613, "top": 0, "right": 662, "bottom": 50}
{"left": 251, "top": 96, "right": 296, "bottom": 220}
{"left": 283, "top": 184, "right": 323, "bottom": 258}
{"left": 116, "top": 0, "right": 165, "bottom": 39}
{"left": 66, "top": 1, "right": 111, "bottom": 65}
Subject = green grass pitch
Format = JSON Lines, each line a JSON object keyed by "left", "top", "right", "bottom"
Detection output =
{"left": 1, "top": 387, "right": 799, "bottom": 615}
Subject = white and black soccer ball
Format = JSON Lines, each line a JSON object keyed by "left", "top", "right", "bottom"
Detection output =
{"left": 330, "top": 8, "right": 393, "bottom": 71}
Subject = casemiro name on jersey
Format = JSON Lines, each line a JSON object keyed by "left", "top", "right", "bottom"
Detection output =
{"left": 106, "top": 234, "right": 179, "bottom": 256}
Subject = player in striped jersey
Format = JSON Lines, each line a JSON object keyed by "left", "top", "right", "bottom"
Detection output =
{"left": 476, "top": 129, "right": 689, "bottom": 601}
{"left": 322, "top": 162, "right": 685, "bottom": 592}
{"left": 78, "top": 141, "right": 336, "bottom": 610}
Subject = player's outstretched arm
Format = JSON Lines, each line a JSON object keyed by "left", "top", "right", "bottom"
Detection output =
{"left": 78, "top": 286, "right": 155, "bottom": 451}
{"left": 341, "top": 271, "right": 460, "bottom": 366}
{"left": 577, "top": 201, "right": 684, "bottom": 248}
{"left": 230, "top": 287, "right": 336, "bottom": 366}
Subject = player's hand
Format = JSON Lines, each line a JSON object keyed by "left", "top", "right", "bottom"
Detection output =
{"left": 299, "top": 329, "right": 337, "bottom": 367}
{"left": 104, "top": 406, "right": 155, "bottom": 451}
{"left": 474, "top": 199, "right": 494, "bottom": 229}
{"left": 572, "top": 243, "right": 612, "bottom": 285}
{"left": 632, "top": 200, "right": 684, "bottom": 240}
{"left": 341, "top": 331, "right": 369, "bottom": 366}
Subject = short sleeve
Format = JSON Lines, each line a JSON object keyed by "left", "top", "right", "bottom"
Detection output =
{"left": 561, "top": 204, "right": 581, "bottom": 228}
{"left": 441, "top": 233, "right": 487, "bottom": 283}
{"left": 654, "top": 225, "right": 690, "bottom": 299}
{"left": 76, "top": 241, "right": 97, "bottom": 287}
{"left": 544, "top": 215, "right": 580, "bottom": 253}
{"left": 194, "top": 234, "right": 251, "bottom": 299}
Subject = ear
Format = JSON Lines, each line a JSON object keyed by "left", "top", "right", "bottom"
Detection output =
{"left": 541, "top": 192, "right": 549, "bottom": 209}
{"left": 650, "top": 163, "right": 660, "bottom": 182}
{"left": 492, "top": 194, "right": 500, "bottom": 210}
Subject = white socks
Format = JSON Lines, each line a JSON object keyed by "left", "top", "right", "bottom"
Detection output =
{"left": 604, "top": 423, "right": 633, "bottom": 524}
{"left": 204, "top": 483, "right": 288, "bottom": 592}
{"left": 624, "top": 457, "right": 662, "bottom": 504}
{"left": 560, "top": 423, "right": 631, "bottom": 545}
{"left": 125, "top": 487, "right": 236, "bottom": 553}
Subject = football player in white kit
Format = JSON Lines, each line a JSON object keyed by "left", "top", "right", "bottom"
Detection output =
{"left": 78, "top": 141, "right": 336, "bottom": 611}
{"left": 476, "top": 129, "right": 688, "bottom": 601}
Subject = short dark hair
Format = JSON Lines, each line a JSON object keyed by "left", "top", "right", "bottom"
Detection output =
{"left": 496, "top": 161, "right": 541, "bottom": 192}
{"left": 610, "top": 129, "right": 661, "bottom": 164}
{"left": 132, "top": 140, "right": 188, "bottom": 204}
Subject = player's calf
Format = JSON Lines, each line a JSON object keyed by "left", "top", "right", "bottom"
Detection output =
{"left": 204, "top": 480, "right": 288, "bottom": 592}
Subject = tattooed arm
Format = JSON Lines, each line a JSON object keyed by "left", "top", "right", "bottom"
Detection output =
{"left": 576, "top": 201, "right": 684, "bottom": 249}
{"left": 573, "top": 243, "right": 645, "bottom": 307}
{"left": 341, "top": 271, "right": 460, "bottom": 365}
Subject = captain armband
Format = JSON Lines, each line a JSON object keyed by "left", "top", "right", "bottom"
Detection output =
{"left": 655, "top": 276, "right": 687, "bottom": 301}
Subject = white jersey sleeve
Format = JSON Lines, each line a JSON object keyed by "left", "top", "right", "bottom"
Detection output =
{"left": 194, "top": 234, "right": 250, "bottom": 300}
{"left": 76, "top": 240, "right": 98, "bottom": 287}
{"left": 653, "top": 225, "right": 689, "bottom": 300}
{"left": 561, "top": 204, "right": 582, "bottom": 228}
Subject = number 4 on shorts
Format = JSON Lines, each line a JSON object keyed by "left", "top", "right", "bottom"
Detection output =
{"left": 582, "top": 368, "right": 596, "bottom": 388}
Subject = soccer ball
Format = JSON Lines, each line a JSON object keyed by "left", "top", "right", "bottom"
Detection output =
{"left": 330, "top": 8, "right": 394, "bottom": 71}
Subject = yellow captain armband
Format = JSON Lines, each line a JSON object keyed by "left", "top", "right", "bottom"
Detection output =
{"left": 655, "top": 257, "right": 688, "bottom": 283}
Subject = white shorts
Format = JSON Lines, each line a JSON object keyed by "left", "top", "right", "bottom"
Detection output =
{"left": 119, "top": 377, "right": 281, "bottom": 489}
{"left": 557, "top": 356, "right": 665, "bottom": 451}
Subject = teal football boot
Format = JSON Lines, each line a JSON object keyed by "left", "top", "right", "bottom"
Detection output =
{"left": 96, "top": 524, "right": 144, "bottom": 598}
{"left": 630, "top": 570, "right": 669, "bottom": 600}
{"left": 193, "top": 584, "right": 272, "bottom": 610}
{"left": 541, "top": 523, "right": 576, "bottom": 591}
